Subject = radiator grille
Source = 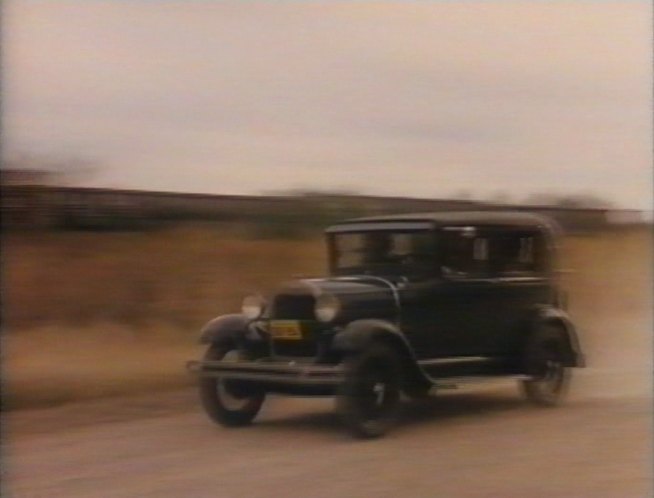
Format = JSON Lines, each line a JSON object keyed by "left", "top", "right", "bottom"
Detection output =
{"left": 270, "top": 293, "right": 318, "bottom": 357}
{"left": 271, "top": 294, "right": 316, "bottom": 320}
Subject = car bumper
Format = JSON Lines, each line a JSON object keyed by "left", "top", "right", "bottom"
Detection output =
{"left": 186, "top": 359, "right": 344, "bottom": 387}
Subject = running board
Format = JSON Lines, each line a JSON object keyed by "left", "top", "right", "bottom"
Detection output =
{"left": 418, "top": 356, "right": 508, "bottom": 379}
{"left": 429, "top": 374, "right": 531, "bottom": 391}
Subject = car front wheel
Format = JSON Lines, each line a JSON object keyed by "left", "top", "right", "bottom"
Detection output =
{"left": 199, "top": 345, "right": 266, "bottom": 427}
{"left": 336, "top": 344, "right": 402, "bottom": 438}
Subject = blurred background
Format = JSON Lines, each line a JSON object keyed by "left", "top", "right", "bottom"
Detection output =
{"left": 2, "top": 1, "right": 651, "bottom": 413}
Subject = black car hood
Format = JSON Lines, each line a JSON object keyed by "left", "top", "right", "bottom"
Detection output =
{"left": 278, "top": 274, "right": 400, "bottom": 295}
{"left": 273, "top": 275, "right": 399, "bottom": 323}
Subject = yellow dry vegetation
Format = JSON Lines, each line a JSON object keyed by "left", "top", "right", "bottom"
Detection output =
{"left": 2, "top": 225, "right": 651, "bottom": 409}
{"left": 3, "top": 225, "right": 325, "bottom": 409}
{"left": 4, "top": 225, "right": 325, "bottom": 329}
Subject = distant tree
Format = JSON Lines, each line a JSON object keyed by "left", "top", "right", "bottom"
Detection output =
{"left": 260, "top": 188, "right": 362, "bottom": 198}
{"left": 522, "top": 193, "right": 558, "bottom": 206}
{"left": 486, "top": 191, "right": 512, "bottom": 205}
{"left": 523, "top": 192, "right": 614, "bottom": 209}
{"left": 556, "top": 194, "right": 614, "bottom": 209}
{"left": 2, "top": 153, "right": 98, "bottom": 186}
{"left": 452, "top": 189, "right": 473, "bottom": 201}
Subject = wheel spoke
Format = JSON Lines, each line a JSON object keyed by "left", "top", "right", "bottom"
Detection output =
{"left": 199, "top": 346, "right": 265, "bottom": 427}
{"left": 338, "top": 346, "right": 402, "bottom": 437}
{"left": 522, "top": 331, "right": 572, "bottom": 407}
{"left": 373, "top": 382, "right": 386, "bottom": 406}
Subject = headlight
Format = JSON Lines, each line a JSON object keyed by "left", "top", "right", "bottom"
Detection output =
{"left": 315, "top": 293, "right": 341, "bottom": 323}
{"left": 242, "top": 294, "right": 266, "bottom": 320}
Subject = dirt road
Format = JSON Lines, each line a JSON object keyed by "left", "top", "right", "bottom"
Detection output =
{"left": 4, "top": 365, "right": 651, "bottom": 498}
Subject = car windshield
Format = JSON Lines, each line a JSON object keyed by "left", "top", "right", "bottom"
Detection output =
{"left": 330, "top": 230, "right": 435, "bottom": 276}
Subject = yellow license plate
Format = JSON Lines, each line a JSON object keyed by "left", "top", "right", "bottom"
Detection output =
{"left": 269, "top": 320, "right": 303, "bottom": 340}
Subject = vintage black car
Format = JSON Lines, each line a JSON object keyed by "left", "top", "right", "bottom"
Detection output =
{"left": 187, "top": 211, "right": 585, "bottom": 438}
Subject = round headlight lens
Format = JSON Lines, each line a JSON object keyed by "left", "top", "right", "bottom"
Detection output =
{"left": 242, "top": 294, "right": 265, "bottom": 320}
{"left": 315, "top": 293, "right": 341, "bottom": 323}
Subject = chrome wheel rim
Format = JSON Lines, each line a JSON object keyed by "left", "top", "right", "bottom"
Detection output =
{"left": 216, "top": 350, "right": 252, "bottom": 411}
{"left": 533, "top": 359, "right": 566, "bottom": 399}
{"left": 356, "top": 361, "right": 398, "bottom": 422}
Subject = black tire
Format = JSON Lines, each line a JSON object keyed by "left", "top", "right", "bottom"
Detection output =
{"left": 520, "top": 324, "right": 572, "bottom": 406}
{"left": 336, "top": 343, "right": 403, "bottom": 438}
{"left": 199, "top": 344, "right": 265, "bottom": 427}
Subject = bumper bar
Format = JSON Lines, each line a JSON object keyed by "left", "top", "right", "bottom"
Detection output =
{"left": 186, "top": 359, "right": 344, "bottom": 386}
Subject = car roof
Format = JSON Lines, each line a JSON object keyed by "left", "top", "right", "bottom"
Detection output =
{"left": 326, "top": 210, "right": 559, "bottom": 233}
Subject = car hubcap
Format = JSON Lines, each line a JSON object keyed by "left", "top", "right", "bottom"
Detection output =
{"left": 217, "top": 350, "right": 252, "bottom": 411}
{"left": 532, "top": 357, "right": 565, "bottom": 398}
{"left": 542, "top": 360, "right": 563, "bottom": 388}
{"left": 373, "top": 382, "right": 386, "bottom": 406}
{"left": 357, "top": 362, "right": 397, "bottom": 421}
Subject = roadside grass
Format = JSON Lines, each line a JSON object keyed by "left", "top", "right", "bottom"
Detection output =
{"left": 560, "top": 228, "right": 652, "bottom": 369}
{"left": 3, "top": 225, "right": 325, "bottom": 329}
{"left": 2, "top": 225, "right": 650, "bottom": 410}
{"left": 3, "top": 225, "right": 324, "bottom": 410}
{"left": 2, "top": 323, "right": 200, "bottom": 410}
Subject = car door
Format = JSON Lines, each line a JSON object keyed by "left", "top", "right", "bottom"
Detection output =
{"left": 398, "top": 275, "right": 444, "bottom": 359}
{"left": 401, "top": 226, "right": 496, "bottom": 359}
{"left": 431, "top": 226, "right": 499, "bottom": 357}
{"left": 483, "top": 228, "right": 553, "bottom": 355}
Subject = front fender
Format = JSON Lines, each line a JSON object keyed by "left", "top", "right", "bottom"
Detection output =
{"left": 332, "top": 319, "right": 409, "bottom": 353}
{"left": 531, "top": 305, "right": 585, "bottom": 367}
{"left": 199, "top": 313, "right": 263, "bottom": 348}
{"left": 332, "top": 319, "right": 432, "bottom": 391}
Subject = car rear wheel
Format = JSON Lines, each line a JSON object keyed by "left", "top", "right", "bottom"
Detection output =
{"left": 521, "top": 325, "right": 571, "bottom": 406}
{"left": 199, "top": 345, "right": 266, "bottom": 427}
{"left": 336, "top": 344, "right": 402, "bottom": 438}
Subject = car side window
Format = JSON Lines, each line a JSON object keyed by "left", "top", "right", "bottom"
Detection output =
{"left": 441, "top": 227, "right": 489, "bottom": 278}
{"left": 490, "top": 230, "right": 546, "bottom": 276}
{"left": 331, "top": 230, "right": 436, "bottom": 274}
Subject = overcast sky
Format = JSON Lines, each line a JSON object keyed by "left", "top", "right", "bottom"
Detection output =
{"left": 3, "top": 1, "right": 652, "bottom": 209}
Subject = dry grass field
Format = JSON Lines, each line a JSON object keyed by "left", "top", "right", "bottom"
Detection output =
{"left": 2, "top": 225, "right": 651, "bottom": 410}
{"left": 3, "top": 225, "right": 325, "bottom": 409}
{"left": 561, "top": 228, "right": 652, "bottom": 368}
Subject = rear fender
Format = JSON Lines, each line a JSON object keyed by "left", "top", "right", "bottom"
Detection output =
{"left": 530, "top": 306, "right": 585, "bottom": 367}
